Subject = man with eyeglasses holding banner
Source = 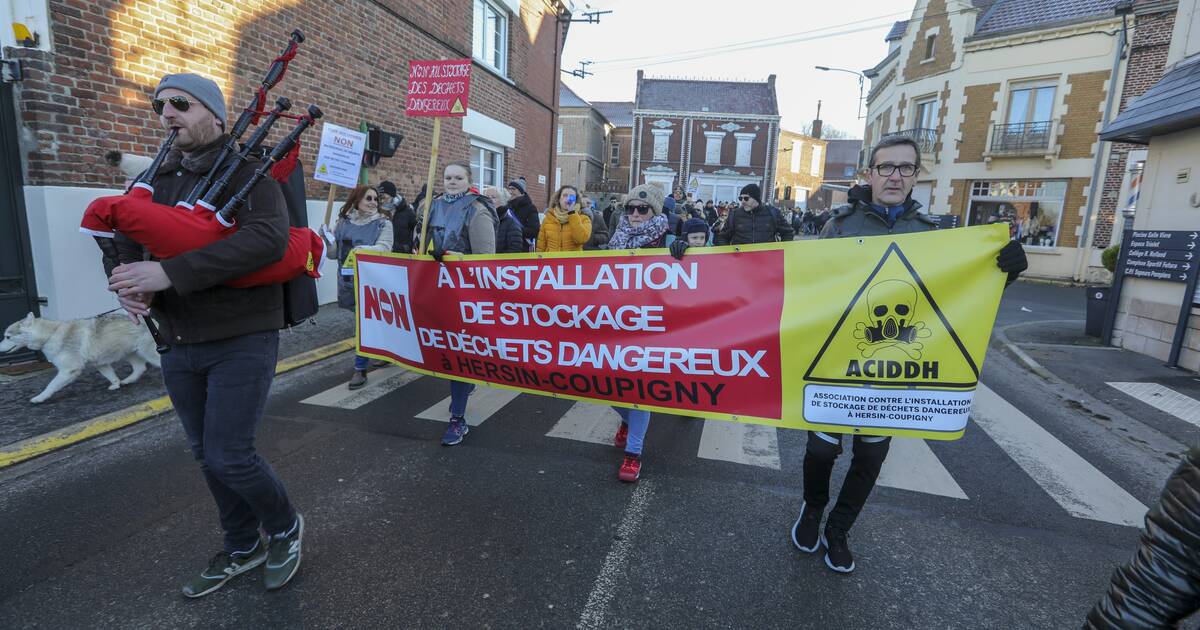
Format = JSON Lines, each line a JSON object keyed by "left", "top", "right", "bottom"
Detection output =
{"left": 106, "top": 74, "right": 305, "bottom": 596}
{"left": 790, "top": 135, "right": 1028, "bottom": 573}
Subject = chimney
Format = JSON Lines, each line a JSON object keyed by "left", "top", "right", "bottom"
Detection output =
{"left": 812, "top": 119, "right": 823, "bottom": 139}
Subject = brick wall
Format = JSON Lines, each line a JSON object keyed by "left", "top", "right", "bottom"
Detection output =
{"left": 1059, "top": 70, "right": 1111, "bottom": 160}
{"left": 932, "top": 81, "right": 951, "bottom": 164}
{"left": 895, "top": 94, "right": 908, "bottom": 129}
{"left": 956, "top": 83, "right": 999, "bottom": 163}
{"left": 881, "top": 106, "right": 893, "bottom": 135}
{"left": 774, "top": 130, "right": 826, "bottom": 210}
{"left": 903, "top": 0, "right": 956, "bottom": 81}
{"left": 609, "top": 127, "right": 632, "bottom": 190}
{"left": 1093, "top": 8, "right": 1176, "bottom": 248}
{"left": 9, "top": 0, "right": 565, "bottom": 205}
{"left": 1060, "top": 176, "right": 1089, "bottom": 248}
{"left": 947, "top": 178, "right": 971, "bottom": 220}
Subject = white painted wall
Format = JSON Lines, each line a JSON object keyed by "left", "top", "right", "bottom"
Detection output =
{"left": 24, "top": 185, "right": 338, "bottom": 321}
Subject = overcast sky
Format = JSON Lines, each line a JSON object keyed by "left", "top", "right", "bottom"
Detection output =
{"left": 561, "top": 0, "right": 913, "bottom": 139}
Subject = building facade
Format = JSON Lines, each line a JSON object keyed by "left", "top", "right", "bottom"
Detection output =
{"left": 773, "top": 128, "right": 827, "bottom": 211}
{"left": 591, "top": 100, "right": 633, "bottom": 193}
{"left": 631, "top": 71, "right": 781, "bottom": 203}
{"left": 0, "top": 0, "right": 570, "bottom": 325}
{"left": 813, "top": 138, "right": 864, "bottom": 211}
{"left": 862, "top": 0, "right": 1130, "bottom": 280}
{"left": 556, "top": 82, "right": 611, "bottom": 193}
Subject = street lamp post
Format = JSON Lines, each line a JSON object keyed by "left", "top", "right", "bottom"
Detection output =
{"left": 815, "top": 65, "right": 866, "bottom": 120}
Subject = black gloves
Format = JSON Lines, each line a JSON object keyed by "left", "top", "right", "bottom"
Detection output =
{"left": 430, "top": 247, "right": 445, "bottom": 263}
{"left": 997, "top": 240, "right": 1027, "bottom": 284}
{"left": 670, "top": 240, "right": 689, "bottom": 260}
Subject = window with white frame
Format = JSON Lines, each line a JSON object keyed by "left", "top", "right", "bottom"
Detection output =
{"left": 610, "top": 142, "right": 620, "bottom": 166}
{"left": 651, "top": 129, "right": 672, "bottom": 162}
{"left": 914, "top": 96, "right": 938, "bottom": 130}
{"left": 790, "top": 140, "right": 803, "bottom": 172}
{"left": 810, "top": 145, "right": 822, "bottom": 176}
{"left": 704, "top": 131, "right": 724, "bottom": 165}
{"left": 556, "top": 125, "right": 563, "bottom": 153}
{"left": 470, "top": 140, "right": 505, "bottom": 189}
{"left": 472, "top": 0, "right": 508, "bottom": 75}
{"left": 734, "top": 133, "right": 754, "bottom": 167}
{"left": 1006, "top": 80, "right": 1056, "bottom": 125}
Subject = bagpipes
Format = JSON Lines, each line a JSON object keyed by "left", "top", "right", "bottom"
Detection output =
{"left": 81, "top": 31, "right": 325, "bottom": 350}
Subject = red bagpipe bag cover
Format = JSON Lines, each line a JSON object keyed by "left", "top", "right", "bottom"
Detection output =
{"left": 79, "top": 184, "right": 324, "bottom": 288}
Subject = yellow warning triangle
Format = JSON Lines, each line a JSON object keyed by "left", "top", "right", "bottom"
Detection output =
{"left": 804, "top": 243, "right": 979, "bottom": 388}
{"left": 317, "top": 163, "right": 328, "bottom": 174}
{"left": 450, "top": 98, "right": 465, "bottom": 114}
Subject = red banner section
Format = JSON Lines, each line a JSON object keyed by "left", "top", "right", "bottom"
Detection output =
{"left": 355, "top": 251, "right": 786, "bottom": 420}
{"left": 405, "top": 59, "right": 472, "bottom": 117}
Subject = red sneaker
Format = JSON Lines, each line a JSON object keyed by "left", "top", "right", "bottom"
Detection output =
{"left": 618, "top": 454, "right": 641, "bottom": 482}
{"left": 614, "top": 423, "right": 629, "bottom": 449}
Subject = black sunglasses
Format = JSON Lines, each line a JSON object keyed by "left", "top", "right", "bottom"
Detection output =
{"left": 625, "top": 204, "right": 651, "bottom": 215}
{"left": 738, "top": 195, "right": 751, "bottom": 201}
{"left": 151, "top": 96, "right": 193, "bottom": 115}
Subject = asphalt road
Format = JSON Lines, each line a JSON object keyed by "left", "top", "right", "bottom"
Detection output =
{"left": 0, "top": 280, "right": 1190, "bottom": 629}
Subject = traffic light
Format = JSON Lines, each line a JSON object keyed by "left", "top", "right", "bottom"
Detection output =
{"left": 363, "top": 124, "right": 403, "bottom": 167}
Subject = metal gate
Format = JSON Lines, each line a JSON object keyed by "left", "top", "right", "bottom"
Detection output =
{"left": 0, "top": 61, "right": 42, "bottom": 364}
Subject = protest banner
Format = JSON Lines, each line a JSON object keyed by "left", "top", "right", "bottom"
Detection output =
{"left": 405, "top": 58, "right": 472, "bottom": 254}
{"left": 313, "top": 122, "right": 368, "bottom": 226}
{"left": 353, "top": 224, "right": 1009, "bottom": 441}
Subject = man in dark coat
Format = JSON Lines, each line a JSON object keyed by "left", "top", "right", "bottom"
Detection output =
{"left": 790, "top": 135, "right": 1026, "bottom": 574}
{"left": 506, "top": 179, "right": 539, "bottom": 250}
{"left": 713, "top": 183, "right": 793, "bottom": 245}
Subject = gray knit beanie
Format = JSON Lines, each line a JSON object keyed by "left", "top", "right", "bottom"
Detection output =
{"left": 155, "top": 73, "right": 227, "bottom": 128}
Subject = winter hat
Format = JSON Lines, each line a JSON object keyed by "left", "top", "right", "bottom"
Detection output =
{"left": 739, "top": 183, "right": 761, "bottom": 204}
{"left": 683, "top": 218, "right": 709, "bottom": 236}
{"left": 155, "top": 73, "right": 227, "bottom": 128}
{"left": 507, "top": 179, "right": 526, "bottom": 195}
{"left": 378, "top": 181, "right": 398, "bottom": 197}
{"left": 662, "top": 195, "right": 676, "bottom": 212}
{"left": 625, "top": 184, "right": 665, "bottom": 215}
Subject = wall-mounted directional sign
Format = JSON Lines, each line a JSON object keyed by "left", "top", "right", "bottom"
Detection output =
{"left": 1122, "top": 230, "right": 1199, "bottom": 283}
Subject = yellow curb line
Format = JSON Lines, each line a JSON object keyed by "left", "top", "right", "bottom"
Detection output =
{"left": 0, "top": 338, "right": 356, "bottom": 470}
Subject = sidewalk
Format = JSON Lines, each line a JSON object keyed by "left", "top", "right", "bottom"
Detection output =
{"left": 995, "top": 281, "right": 1200, "bottom": 446}
{"left": 0, "top": 304, "right": 357, "bottom": 449}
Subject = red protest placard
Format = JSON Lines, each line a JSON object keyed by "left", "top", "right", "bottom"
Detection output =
{"left": 405, "top": 59, "right": 472, "bottom": 117}
{"left": 354, "top": 251, "right": 786, "bottom": 420}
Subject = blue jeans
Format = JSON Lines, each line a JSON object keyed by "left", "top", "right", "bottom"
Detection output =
{"left": 161, "top": 331, "right": 297, "bottom": 553}
{"left": 448, "top": 380, "right": 475, "bottom": 417}
{"left": 615, "top": 407, "right": 651, "bottom": 455}
{"left": 354, "top": 354, "right": 368, "bottom": 371}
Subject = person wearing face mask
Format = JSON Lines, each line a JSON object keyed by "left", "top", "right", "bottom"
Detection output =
{"left": 537, "top": 185, "right": 592, "bottom": 252}
{"left": 605, "top": 184, "right": 671, "bottom": 482}
{"left": 791, "top": 135, "right": 1027, "bottom": 575}
{"left": 325, "top": 185, "right": 393, "bottom": 389}
{"left": 419, "top": 161, "right": 498, "bottom": 446}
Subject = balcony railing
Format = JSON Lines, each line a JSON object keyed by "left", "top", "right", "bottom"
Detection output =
{"left": 991, "top": 121, "right": 1052, "bottom": 153}
{"left": 883, "top": 128, "right": 938, "bottom": 154}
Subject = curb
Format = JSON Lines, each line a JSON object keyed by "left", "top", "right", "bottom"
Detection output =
{"left": 992, "top": 325, "right": 1058, "bottom": 383}
{"left": 0, "top": 338, "right": 356, "bottom": 470}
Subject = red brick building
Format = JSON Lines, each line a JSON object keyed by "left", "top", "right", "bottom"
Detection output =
{"left": 0, "top": 0, "right": 570, "bottom": 321}
{"left": 631, "top": 72, "right": 781, "bottom": 203}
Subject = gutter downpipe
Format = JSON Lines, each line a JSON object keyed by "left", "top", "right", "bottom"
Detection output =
{"left": 1075, "top": 20, "right": 1128, "bottom": 282}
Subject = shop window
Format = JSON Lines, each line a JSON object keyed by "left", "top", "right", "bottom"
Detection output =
{"left": 967, "top": 180, "right": 1067, "bottom": 248}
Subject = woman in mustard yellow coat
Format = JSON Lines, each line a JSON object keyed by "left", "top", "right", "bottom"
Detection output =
{"left": 537, "top": 185, "right": 592, "bottom": 252}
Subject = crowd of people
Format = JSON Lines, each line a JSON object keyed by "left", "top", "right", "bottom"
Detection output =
{"left": 108, "top": 73, "right": 1031, "bottom": 598}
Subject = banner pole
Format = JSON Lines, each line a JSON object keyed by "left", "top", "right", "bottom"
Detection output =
{"left": 322, "top": 184, "right": 337, "bottom": 226}
{"left": 418, "top": 116, "right": 441, "bottom": 255}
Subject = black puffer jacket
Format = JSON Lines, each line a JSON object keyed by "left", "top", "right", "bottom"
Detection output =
{"left": 391, "top": 200, "right": 417, "bottom": 253}
{"left": 495, "top": 206, "right": 526, "bottom": 254}
{"left": 714, "top": 203, "right": 794, "bottom": 245}
{"left": 1085, "top": 448, "right": 1200, "bottom": 628}
{"left": 507, "top": 193, "right": 540, "bottom": 244}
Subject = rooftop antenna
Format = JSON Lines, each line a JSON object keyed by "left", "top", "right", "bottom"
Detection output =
{"left": 562, "top": 60, "right": 594, "bottom": 79}
{"left": 561, "top": 9, "right": 613, "bottom": 23}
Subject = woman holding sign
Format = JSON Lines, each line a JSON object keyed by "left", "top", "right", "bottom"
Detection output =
{"left": 325, "top": 185, "right": 392, "bottom": 389}
{"left": 536, "top": 185, "right": 592, "bottom": 253}
{"left": 421, "top": 161, "right": 498, "bottom": 445}
{"left": 605, "top": 183, "right": 670, "bottom": 482}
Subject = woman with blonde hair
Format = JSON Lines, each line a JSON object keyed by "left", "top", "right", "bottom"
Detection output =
{"left": 481, "top": 185, "right": 526, "bottom": 254}
{"left": 536, "top": 185, "right": 592, "bottom": 252}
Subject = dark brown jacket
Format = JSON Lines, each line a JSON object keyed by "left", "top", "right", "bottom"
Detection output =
{"left": 114, "top": 135, "right": 289, "bottom": 344}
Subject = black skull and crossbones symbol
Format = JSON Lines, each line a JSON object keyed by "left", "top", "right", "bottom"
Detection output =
{"left": 853, "top": 279, "right": 932, "bottom": 359}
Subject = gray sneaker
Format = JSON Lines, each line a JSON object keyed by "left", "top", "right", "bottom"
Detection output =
{"left": 181, "top": 540, "right": 266, "bottom": 598}
{"left": 348, "top": 370, "right": 367, "bottom": 390}
{"left": 264, "top": 513, "right": 304, "bottom": 590}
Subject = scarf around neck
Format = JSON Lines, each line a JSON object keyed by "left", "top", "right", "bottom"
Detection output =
{"left": 608, "top": 213, "right": 668, "bottom": 250}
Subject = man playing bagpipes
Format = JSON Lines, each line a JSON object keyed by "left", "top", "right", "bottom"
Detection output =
{"left": 106, "top": 72, "right": 306, "bottom": 597}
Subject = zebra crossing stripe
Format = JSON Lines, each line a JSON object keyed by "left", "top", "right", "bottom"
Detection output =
{"left": 876, "top": 438, "right": 968, "bottom": 499}
{"left": 415, "top": 385, "right": 522, "bottom": 426}
{"left": 300, "top": 366, "right": 422, "bottom": 410}
{"left": 697, "top": 421, "right": 781, "bottom": 470}
{"left": 1107, "top": 382, "right": 1200, "bottom": 429}
{"left": 972, "top": 383, "right": 1147, "bottom": 527}
{"left": 546, "top": 402, "right": 623, "bottom": 445}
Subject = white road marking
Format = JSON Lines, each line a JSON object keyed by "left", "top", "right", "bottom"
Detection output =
{"left": 300, "top": 365, "right": 422, "bottom": 410}
{"left": 577, "top": 481, "right": 654, "bottom": 630}
{"left": 876, "top": 438, "right": 968, "bottom": 499}
{"left": 972, "top": 383, "right": 1147, "bottom": 527}
{"left": 697, "top": 421, "right": 781, "bottom": 470}
{"left": 1107, "top": 381, "right": 1200, "bottom": 429}
{"left": 415, "top": 384, "right": 521, "bottom": 426}
{"left": 546, "top": 402, "right": 623, "bottom": 445}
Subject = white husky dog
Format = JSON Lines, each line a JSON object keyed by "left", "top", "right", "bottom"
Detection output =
{"left": 0, "top": 312, "right": 161, "bottom": 403}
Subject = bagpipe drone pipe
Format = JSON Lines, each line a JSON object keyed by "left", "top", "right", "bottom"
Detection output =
{"left": 81, "top": 31, "right": 328, "bottom": 293}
